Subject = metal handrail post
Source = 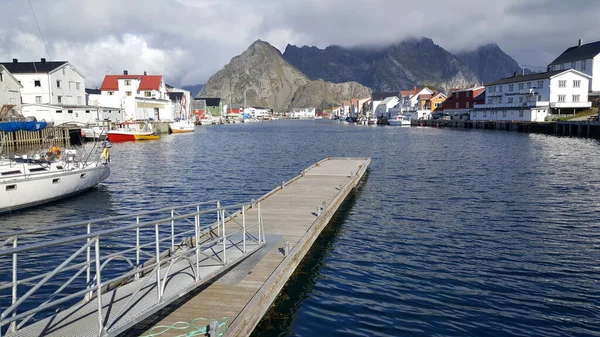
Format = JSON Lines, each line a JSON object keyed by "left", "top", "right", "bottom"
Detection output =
{"left": 195, "top": 205, "right": 200, "bottom": 283}
{"left": 135, "top": 216, "right": 140, "bottom": 280}
{"left": 10, "top": 237, "right": 17, "bottom": 333}
{"left": 217, "top": 201, "right": 221, "bottom": 236}
{"left": 85, "top": 223, "right": 91, "bottom": 301}
{"left": 94, "top": 237, "right": 104, "bottom": 335}
{"left": 258, "top": 202, "right": 262, "bottom": 245}
{"left": 242, "top": 207, "right": 246, "bottom": 254}
{"left": 155, "top": 224, "right": 162, "bottom": 301}
{"left": 170, "top": 209, "right": 175, "bottom": 253}
{"left": 221, "top": 209, "right": 227, "bottom": 265}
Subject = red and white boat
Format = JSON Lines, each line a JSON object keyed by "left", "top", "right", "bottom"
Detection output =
{"left": 106, "top": 123, "right": 160, "bottom": 142}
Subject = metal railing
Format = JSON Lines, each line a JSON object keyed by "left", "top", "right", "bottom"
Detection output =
{"left": 0, "top": 199, "right": 265, "bottom": 336}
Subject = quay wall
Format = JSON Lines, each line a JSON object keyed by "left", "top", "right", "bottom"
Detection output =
{"left": 412, "top": 119, "right": 600, "bottom": 139}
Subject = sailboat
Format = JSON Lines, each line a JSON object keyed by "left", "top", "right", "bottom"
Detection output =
{"left": 0, "top": 120, "right": 111, "bottom": 213}
{"left": 169, "top": 94, "right": 194, "bottom": 133}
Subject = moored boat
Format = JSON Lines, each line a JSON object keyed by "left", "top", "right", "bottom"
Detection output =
{"left": 169, "top": 119, "right": 195, "bottom": 133}
{"left": 107, "top": 122, "right": 160, "bottom": 141}
{"left": 388, "top": 115, "right": 411, "bottom": 126}
{"left": 0, "top": 121, "right": 111, "bottom": 213}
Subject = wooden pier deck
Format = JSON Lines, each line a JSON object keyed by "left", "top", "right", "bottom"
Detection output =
{"left": 128, "top": 157, "right": 371, "bottom": 337}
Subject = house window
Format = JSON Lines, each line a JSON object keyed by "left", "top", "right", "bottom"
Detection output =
{"left": 76, "top": 82, "right": 81, "bottom": 90}
{"left": 537, "top": 81, "right": 543, "bottom": 88}
{"left": 77, "top": 96, "right": 82, "bottom": 105}
{"left": 125, "top": 80, "right": 131, "bottom": 85}
{"left": 558, "top": 80, "right": 566, "bottom": 88}
{"left": 35, "top": 96, "right": 42, "bottom": 103}
{"left": 527, "top": 82, "right": 531, "bottom": 89}
{"left": 473, "top": 112, "right": 476, "bottom": 117}
{"left": 56, "top": 110, "right": 62, "bottom": 113}
{"left": 56, "top": 80, "right": 61, "bottom": 88}
{"left": 508, "top": 97, "right": 513, "bottom": 103}
{"left": 455, "top": 102, "right": 459, "bottom": 109}
{"left": 68, "top": 110, "right": 73, "bottom": 114}
{"left": 466, "top": 102, "right": 470, "bottom": 108}
{"left": 483, "top": 112, "right": 487, "bottom": 117}
{"left": 573, "top": 95, "right": 580, "bottom": 102}
{"left": 518, "top": 83, "right": 524, "bottom": 90}
{"left": 455, "top": 92, "right": 460, "bottom": 99}
{"left": 560, "top": 64, "right": 564, "bottom": 70}
{"left": 435, "top": 102, "right": 441, "bottom": 108}
{"left": 582, "top": 60, "right": 587, "bottom": 71}
{"left": 519, "top": 97, "right": 523, "bottom": 103}
{"left": 498, "top": 85, "right": 502, "bottom": 92}
{"left": 571, "top": 61, "right": 576, "bottom": 69}
{"left": 0, "top": 73, "right": 3, "bottom": 81}
{"left": 487, "top": 99, "right": 492, "bottom": 104}
{"left": 573, "top": 80, "right": 581, "bottom": 88}
{"left": 519, "top": 111, "right": 524, "bottom": 117}
{"left": 502, "top": 111, "right": 507, "bottom": 117}
{"left": 537, "top": 95, "right": 542, "bottom": 101}
{"left": 85, "top": 110, "right": 90, "bottom": 113}
{"left": 558, "top": 95, "right": 566, "bottom": 102}
{"left": 466, "top": 91, "right": 471, "bottom": 98}
{"left": 508, "top": 84, "right": 514, "bottom": 91}
{"left": 126, "top": 91, "right": 132, "bottom": 96}
{"left": 34, "top": 80, "right": 41, "bottom": 87}
{"left": 62, "top": 68, "right": 65, "bottom": 75}
{"left": 58, "top": 96, "right": 62, "bottom": 103}
{"left": 145, "top": 91, "right": 151, "bottom": 97}
{"left": 108, "top": 91, "right": 114, "bottom": 96}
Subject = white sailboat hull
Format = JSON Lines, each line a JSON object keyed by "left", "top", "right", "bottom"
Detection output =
{"left": 0, "top": 162, "right": 110, "bottom": 213}
{"left": 169, "top": 120, "right": 195, "bottom": 133}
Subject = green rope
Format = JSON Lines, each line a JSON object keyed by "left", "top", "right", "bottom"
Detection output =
{"left": 142, "top": 317, "right": 229, "bottom": 337}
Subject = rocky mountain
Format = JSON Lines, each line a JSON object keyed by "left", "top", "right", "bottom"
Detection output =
{"left": 455, "top": 44, "right": 521, "bottom": 84}
{"left": 199, "top": 40, "right": 371, "bottom": 111}
{"left": 283, "top": 37, "right": 482, "bottom": 92}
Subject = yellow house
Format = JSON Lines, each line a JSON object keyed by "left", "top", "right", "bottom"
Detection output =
{"left": 430, "top": 93, "right": 447, "bottom": 112}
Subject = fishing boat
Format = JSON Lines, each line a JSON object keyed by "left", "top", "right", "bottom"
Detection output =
{"left": 169, "top": 119, "right": 195, "bottom": 133}
{"left": 388, "top": 114, "right": 411, "bottom": 126}
{"left": 107, "top": 122, "right": 159, "bottom": 141}
{"left": 0, "top": 121, "right": 111, "bottom": 213}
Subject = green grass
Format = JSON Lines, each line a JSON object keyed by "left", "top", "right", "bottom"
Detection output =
{"left": 556, "top": 108, "right": 598, "bottom": 121}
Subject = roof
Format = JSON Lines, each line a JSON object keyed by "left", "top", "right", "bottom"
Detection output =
{"left": 380, "top": 96, "right": 399, "bottom": 105}
{"left": 195, "top": 97, "right": 221, "bottom": 107}
{"left": 418, "top": 94, "right": 433, "bottom": 100}
{"left": 484, "top": 69, "right": 590, "bottom": 86}
{"left": 0, "top": 59, "right": 67, "bottom": 74}
{"left": 138, "top": 75, "right": 162, "bottom": 90}
{"left": 449, "top": 86, "right": 485, "bottom": 93}
{"left": 372, "top": 91, "right": 399, "bottom": 101}
{"left": 549, "top": 40, "right": 600, "bottom": 66}
{"left": 85, "top": 88, "right": 101, "bottom": 95}
{"left": 167, "top": 92, "right": 184, "bottom": 101}
{"left": 99, "top": 74, "right": 162, "bottom": 91}
{"left": 0, "top": 65, "right": 23, "bottom": 88}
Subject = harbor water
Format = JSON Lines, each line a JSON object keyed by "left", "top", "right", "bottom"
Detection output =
{"left": 1, "top": 120, "right": 600, "bottom": 336}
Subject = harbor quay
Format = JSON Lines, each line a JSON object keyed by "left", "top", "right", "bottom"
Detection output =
{"left": 0, "top": 157, "right": 370, "bottom": 337}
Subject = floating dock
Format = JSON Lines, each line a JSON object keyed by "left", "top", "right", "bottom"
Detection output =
{"left": 0, "top": 157, "right": 370, "bottom": 337}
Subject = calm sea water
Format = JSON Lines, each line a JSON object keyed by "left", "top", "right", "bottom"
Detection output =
{"left": 2, "top": 120, "right": 600, "bottom": 336}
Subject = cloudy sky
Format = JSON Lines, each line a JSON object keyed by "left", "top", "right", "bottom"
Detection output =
{"left": 1, "top": 0, "right": 598, "bottom": 88}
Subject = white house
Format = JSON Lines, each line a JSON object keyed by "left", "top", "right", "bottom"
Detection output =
{"left": 291, "top": 108, "right": 316, "bottom": 119}
{"left": 245, "top": 107, "right": 270, "bottom": 118}
{"left": 374, "top": 96, "right": 400, "bottom": 118}
{"left": 0, "top": 65, "right": 22, "bottom": 107}
{"left": 96, "top": 71, "right": 173, "bottom": 121}
{"left": 548, "top": 39, "right": 600, "bottom": 92}
{"left": 472, "top": 69, "right": 591, "bottom": 122}
{"left": 0, "top": 58, "right": 86, "bottom": 106}
{"left": 166, "top": 85, "right": 192, "bottom": 121}
{"left": 371, "top": 92, "right": 399, "bottom": 114}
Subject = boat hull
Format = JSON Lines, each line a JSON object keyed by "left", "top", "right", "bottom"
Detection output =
{"left": 169, "top": 121, "right": 195, "bottom": 133}
{"left": 0, "top": 165, "right": 110, "bottom": 213}
{"left": 107, "top": 131, "right": 159, "bottom": 142}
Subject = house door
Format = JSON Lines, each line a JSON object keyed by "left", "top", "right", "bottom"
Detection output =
{"left": 154, "top": 108, "right": 159, "bottom": 120}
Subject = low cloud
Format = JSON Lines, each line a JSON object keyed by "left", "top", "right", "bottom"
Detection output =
{"left": 0, "top": 0, "right": 598, "bottom": 87}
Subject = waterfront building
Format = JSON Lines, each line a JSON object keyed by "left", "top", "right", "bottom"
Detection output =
{"left": 166, "top": 84, "right": 192, "bottom": 121}
{"left": 0, "top": 58, "right": 86, "bottom": 106}
{"left": 374, "top": 96, "right": 400, "bottom": 118}
{"left": 471, "top": 69, "right": 591, "bottom": 122}
{"left": 548, "top": 39, "right": 600, "bottom": 93}
{"left": 0, "top": 64, "right": 22, "bottom": 107}
{"left": 291, "top": 108, "right": 316, "bottom": 119}
{"left": 193, "top": 97, "right": 222, "bottom": 120}
{"left": 96, "top": 71, "right": 173, "bottom": 121}
{"left": 441, "top": 86, "right": 485, "bottom": 119}
{"left": 20, "top": 104, "right": 122, "bottom": 124}
{"left": 371, "top": 92, "right": 399, "bottom": 114}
